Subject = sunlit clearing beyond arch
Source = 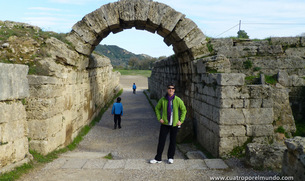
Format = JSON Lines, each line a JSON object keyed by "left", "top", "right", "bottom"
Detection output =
{"left": 99, "top": 28, "right": 174, "bottom": 58}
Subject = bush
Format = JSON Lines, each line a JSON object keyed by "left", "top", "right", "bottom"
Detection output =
{"left": 237, "top": 30, "right": 249, "bottom": 39}
{"left": 243, "top": 60, "right": 253, "bottom": 69}
{"left": 265, "top": 75, "right": 277, "bottom": 85}
{"left": 275, "top": 126, "right": 285, "bottom": 134}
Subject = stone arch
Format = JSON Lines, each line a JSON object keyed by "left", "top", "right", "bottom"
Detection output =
{"left": 66, "top": 0, "right": 210, "bottom": 143}
{"left": 66, "top": 0, "right": 209, "bottom": 61}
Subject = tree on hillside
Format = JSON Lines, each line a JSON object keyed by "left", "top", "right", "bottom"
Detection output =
{"left": 237, "top": 30, "right": 249, "bottom": 39}
{"left": 128, "top": 57, "right": 139, "bottom": 69}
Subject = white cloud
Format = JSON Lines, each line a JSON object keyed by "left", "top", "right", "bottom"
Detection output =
{"left": 28, "top": 7, "right": 62, "bottom": 11}
{"left": 48, "top": 0, "right": 103, "bottom": 5}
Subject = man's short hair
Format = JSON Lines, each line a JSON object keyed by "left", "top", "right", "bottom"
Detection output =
{"left": 167, "top": 83, "right": 175, "bottom": 89}
{"left": 117, "top": 97, "right": 121, "bottom": 102}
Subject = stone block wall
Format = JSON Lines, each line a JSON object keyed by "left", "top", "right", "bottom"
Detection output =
{"left": 149, "top": 37, "right": 299, "bottom": 157}
{"left": 210, "top": 37, "right": 305, "bottom": 121}
{"left": 0, "top": 63, "right": 31, "bottom": 173}
{"left": 148, "top": 55, "right": 180, "bottom": 99}
{"left": 26, "top": 53, "right": 120, "bottom": 155}
{"left": 282, "top": 137, "right": 305, "bottom": 181}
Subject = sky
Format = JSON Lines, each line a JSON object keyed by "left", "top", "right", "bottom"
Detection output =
{"left": 1, "top": 0, "right": 305, "bottom": 57}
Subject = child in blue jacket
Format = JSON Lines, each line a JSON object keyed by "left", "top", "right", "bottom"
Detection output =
{"left": 133, "top": 83, "right": 137, "bottom": 94}
{"left": 111, "top": 97, "right": 123, "bottom": 129}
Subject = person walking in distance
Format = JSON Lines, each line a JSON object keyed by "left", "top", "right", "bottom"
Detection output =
{"left": 150, "top": 83, "right": 187, "bottom": 164}
{"left": 111, "top": 97, "right": 123, "bottom": 129}
{"left": 132, "top": 83, "right": 137, "bottom": 94}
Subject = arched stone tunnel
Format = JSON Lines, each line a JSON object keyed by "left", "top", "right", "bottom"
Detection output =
{"left": 1, "top": 0, "right": 301, "bottom": 173}
{"left": 66, "top": 0, "right": 210, "bottom": 146}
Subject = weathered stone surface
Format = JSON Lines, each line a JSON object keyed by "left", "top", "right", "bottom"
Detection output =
{"left": 0, "top": 63, "right": 29, "bottom": 101}
{"left": 98, "top": 2, "right": 120, "bottom": 31}
{"left": 146, "top": 2, "right": 169, "bottom": 33}
{"left": 216, "top": 73, "right": 245, "bottom": 86}
{"left": 272, "top": 85, "right": 296, "bottom": 133}
{"left": 134, "top": 0, "right": 152, "bottom": 29}
{"left": 171, "top": 17, "right": 197, "bottom": 42}
{"left": 246, "top": 143, "right": 286, "bottom": 170}
{"left": 83, "top": 10, "right": 109, "bottom": 37}
{"left": 204, "top": 159, "right": 229, "bottom": 169}
{"left": 217, "top": 125, "right": 246, "bottom": 137}
{"left": 27, "top": 114, "right": 63, "bottom": 140}
{"left": 285, "top": 47, "right": 305, "bottom": 57}
{"left": 0, "top": 101, "right": 30, "bottom": 171}
{"left": 277, "top": 70, "right": 289, "bottom": 86}
{"left": 157, "top": 7, "right": 184, "bottom": 37}
{"left": 66, "top": 31, "right": 94, "bottom": 56}
{"left": 282, "top": 137, "right": 305, "bottom": 181}
{"left": 217, "top": 108, "right": 246, "bottom": 125}
{"left": 72, "top": 20, "right": 98, "bottom": 45}
{"left": 243, "top": 108, "right": 273, "bottom": 125}
{"left": 196, "top": 55, "right": 231, "bottom": 74}
{"left": 246, "top": 125, "right": 274, "bottom": 136}
{"left": 174, "top": 28, "right": 206, "bottom": 52}
{"left": 27, "top": 75, "right": 61, "bottom": 85}
{"left": 271, "top": 37, "right": 301, "bottom": 47}
{"left": 257, "top": 45, "right": 283, "bottom": 55}
{"left": 284, "top": 137, "right": 305, "bottom": 154}
{"left": 210, "top": 38, "right": 233, "bottom": 52}
{"left": 118, "top": 0, "right": 137, "bottom": 28}
{"left": 88, "top": 53, "right": 111, "bottom": 69}
{"left": 45, "top": 37, "right": 89, "bottom": 70}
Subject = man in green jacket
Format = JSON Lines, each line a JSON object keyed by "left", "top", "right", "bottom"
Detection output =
{"left": 150, "top": 83, "right": 187, "bottom": 164}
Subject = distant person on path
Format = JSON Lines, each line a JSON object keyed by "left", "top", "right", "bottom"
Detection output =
{"left": 150, "top": 83, "right": 187, "bottom": 164}
{"left": 132, "top": 83, "right": 137, "bottom": 94}
{"left": 111, "top": 97, "right": 123, "bottom": 129}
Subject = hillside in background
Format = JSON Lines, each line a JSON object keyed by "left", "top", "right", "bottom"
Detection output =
{"left": 94, "top": 44, "right": 154, "bottom": 67}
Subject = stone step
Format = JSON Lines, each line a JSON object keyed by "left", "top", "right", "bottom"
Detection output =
{"left": 42, "top": 152, "right": 229, "bottom": 171}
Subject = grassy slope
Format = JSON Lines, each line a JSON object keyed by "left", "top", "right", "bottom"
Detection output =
{"left": 114, "top": 69, "right": 151, "bottom": 77}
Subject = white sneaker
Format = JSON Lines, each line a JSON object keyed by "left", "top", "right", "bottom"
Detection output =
{"left": 168, "top": 159, "right": 174, "bottom": 164}
{"left": 150, "top": 159, "right": 162, "bottom": 164}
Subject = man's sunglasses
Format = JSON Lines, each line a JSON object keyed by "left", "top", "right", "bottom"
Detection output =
{"left": 168, "top": 87, "right": 175, "bottom": 90}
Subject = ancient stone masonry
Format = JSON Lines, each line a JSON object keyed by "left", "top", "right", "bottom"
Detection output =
{"left": 210, "top": 37, "right": 305, "bottom": 121}
{"left": 149, "top": 37, "right": 304, "bottom": 158}
{"left": 0, "top": 63, "right": 31, "bottom": 173}
{"left": 282, "top": 137, "right": 305, "bottom": 181}
{"left": 66, "top": 0, "right": 208, "bottom": 59}
{"left": 0, "top": 21, "right": 120, "bottom": 173}
{"left": 26, "top": 38, "right": 120, "bottom": 155}
{"left": 66, "top": 0, "right": 210, "bottom": 143}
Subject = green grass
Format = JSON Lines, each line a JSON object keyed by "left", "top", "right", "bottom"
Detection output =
{"left": 275, "top": 126, "right": 285, "bottom": 134}
{"left": 229, "top": 137, "right": 253, "bottom": 158}
{"left": 114, "top": 69, "right": 151, "bottom": 77}
{"left": 143, "top": 90, "right": 156, "bottom": 114}
{"left": 253, "top": 67, "right": 261, "bottom": 72}
{"left": 243, "top": 60, "right": 253, "bottom": 69}
{"left": 0, "top": 163, "right": 33, "bottom": 181}
{"left": 265, "top": 75, "right": 277, "bottom": 85}
{"left": 0, "top": 89, "right": 123, "bottom": 181}
{"left": 103, "top": 153, "right": 113, "bottom": 160}
{"left": 245, "top": 75, "right": 259, "bottom": 85}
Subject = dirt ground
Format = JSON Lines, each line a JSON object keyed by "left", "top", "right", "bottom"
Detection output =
{"left": 118, "top": 75, "right": 148, "bottom": 90}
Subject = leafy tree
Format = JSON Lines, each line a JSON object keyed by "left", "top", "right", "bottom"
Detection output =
{"left": 128, "top": 57, "right": 139, "bottom": 69}
{"left": 237, "top": 30, "right": 249, "bottom": 39}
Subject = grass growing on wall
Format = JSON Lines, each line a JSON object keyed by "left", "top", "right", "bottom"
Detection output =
{"left": 114, "top": 69, "right": 151, "bottom": 77}
{"left": 0, "top": 89, "right": 123, "bottom": 181}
